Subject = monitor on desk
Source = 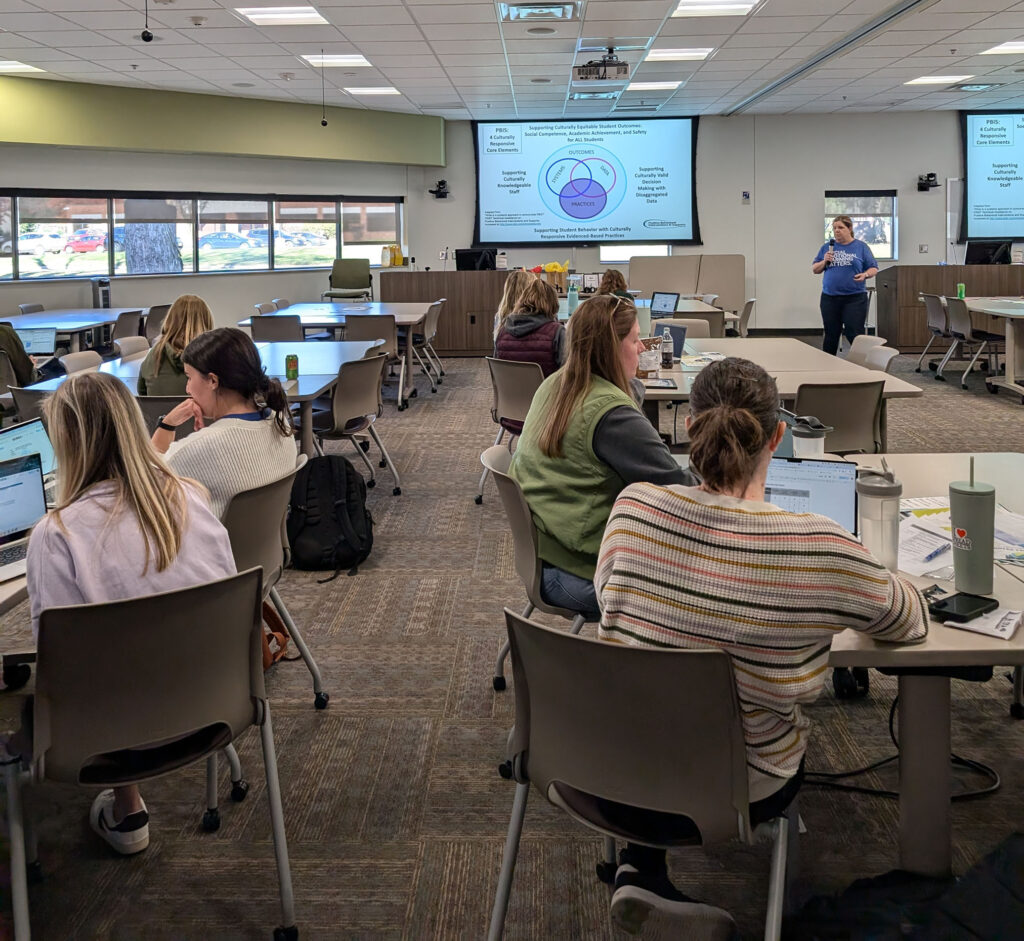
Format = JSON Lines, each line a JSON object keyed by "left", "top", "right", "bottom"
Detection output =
{"left": 455, "top": 248, "right": 497, "bottom": 271}
{"left": 964, "top": 241, "right": 1013, "bottom": 265}
{"left": 765, "top": 458, "right": 858, "bottom": 534}
{"left": 14, "top": 327, "right": 57, "bottom": 356}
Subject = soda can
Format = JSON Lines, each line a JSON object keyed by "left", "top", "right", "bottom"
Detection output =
{"left": 956, "top": 283, "right": 966, "bottom": 300}
{"left": 285, "top": 354, "right": 299, "bottom": 380}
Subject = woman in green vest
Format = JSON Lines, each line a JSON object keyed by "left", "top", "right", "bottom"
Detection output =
{"left": 510, "top": 294, "right": 695, "bottom": 619}
{"left": 137, "top": 294, "right": 213, "bottom": 396}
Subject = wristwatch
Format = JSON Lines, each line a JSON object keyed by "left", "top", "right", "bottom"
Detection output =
{"left": 156, "top": 415, "right": 175, "bottom": 432}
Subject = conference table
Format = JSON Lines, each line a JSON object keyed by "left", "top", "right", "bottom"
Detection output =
{"left": 26, "top": 340, "right": 382, "bottom": 457}
{"left": 7, "top": 308, "right": 143, "bottom": 351}
{"left": 238, "top": 301, "right": 432, "bottom": 408}
{"left": 643, "top": 337, "right": 922, "bottom": 450}
{"left": 962, "top": 296, "right": 1024, "bottom": 399}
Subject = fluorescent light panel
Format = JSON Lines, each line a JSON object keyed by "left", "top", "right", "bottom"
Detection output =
{"left": 498, "top": 3, "right": 580, "bottom": 22}
{"left": 302, "top": 54, "right": 371, "bottom": 67}
{"left": 673, "top": 0, "right": 756, "bottom": 17}
{"left": 904, "top": 75, "right": 973, "bottom": 85}
{"left": 0, "top": 61, "right": 44, "bottom": 73}
{"left": 344, "top": 86, "right": 400, "bottom": 95}
{"left": 981, "top": 41, "right": 1024, "bottom": 55}
{"left": 236, "top": 6, "right": 328, "bottom": 26}
{"left": 626, "top": 81, "right": 681, "bottom": 91}
{"left": 646, "top": 47, "right": 713, "bottom": 61}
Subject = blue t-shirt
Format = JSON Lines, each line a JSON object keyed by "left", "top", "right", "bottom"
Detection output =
{"left": 813, "top": 238, "right": 877, "bottom": 296}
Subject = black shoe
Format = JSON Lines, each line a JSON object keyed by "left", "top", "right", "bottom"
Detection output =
{"left": 610, "top": 864, "right": 737, "bottom": 939}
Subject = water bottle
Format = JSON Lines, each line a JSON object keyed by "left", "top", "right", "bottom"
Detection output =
{"left": 661, "top": 326, "right": 673, "bottom": 368}
{"left": 857, "top": 466, "right": 902, "bottom": 572}
{"left": 567, "top": 284, "right": 579, "bottom": 315}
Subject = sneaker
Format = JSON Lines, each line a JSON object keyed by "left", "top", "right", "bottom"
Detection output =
{"left": 89, "top": 790, "right": 150, "bottom": 855}
{"left": 610, "top": 864, "right": 737, "bottom": 940}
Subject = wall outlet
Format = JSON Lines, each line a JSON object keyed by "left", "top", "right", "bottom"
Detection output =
{"left": 741, "top": 190, "right": 751, "bottom": 204}
{"left": 919, "top": 243, "right": 928, "bottom": 253}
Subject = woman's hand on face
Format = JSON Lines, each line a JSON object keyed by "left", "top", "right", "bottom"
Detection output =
{"left": 163, "top": 397, "right": 204, "bottom": 428}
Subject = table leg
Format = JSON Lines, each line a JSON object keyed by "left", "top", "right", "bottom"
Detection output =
{"left": 898, "top": 674, "right": 952, "bottom": 877}
{"left": 878, "top": 400, "right": 888, "bottom": 452}
{"left": 299, "top": 401, "right": 315, "bottom": 457}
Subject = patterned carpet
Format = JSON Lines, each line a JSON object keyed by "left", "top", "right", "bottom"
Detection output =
{"left": 1, "top": 352, "right": 1023, "bottom": 940}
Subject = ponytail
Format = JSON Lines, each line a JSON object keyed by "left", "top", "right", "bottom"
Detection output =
{"left": 259, "top": 374, "right": 292, "bottom": 437}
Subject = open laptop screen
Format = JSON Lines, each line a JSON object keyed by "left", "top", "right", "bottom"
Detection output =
{"left": 14, "top": 327, "right": 57, "bottom": 356}
{"left": 650, "top": 292, "right": 680, "bottom": 315}
{"left": 765, "top": 458, "right": 858, "bottom": 534}
{"left": 0, "top": 454, "right": 47, "bottom": 542}
{"left": 0, "top": 418, "right": 56, "bottom": 477}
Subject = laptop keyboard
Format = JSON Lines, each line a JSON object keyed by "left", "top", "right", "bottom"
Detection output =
{"left": 0, "top": 543, "right": 28, "bottom": 567}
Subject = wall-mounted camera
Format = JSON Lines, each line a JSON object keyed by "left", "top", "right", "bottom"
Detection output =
{"left": 917, "top": 172, "right": 940, "bottom": 192}
{"left": 429, "top": 180, "right": 450, "bottom": 199}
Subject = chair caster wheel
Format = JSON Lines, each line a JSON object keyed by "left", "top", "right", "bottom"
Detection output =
{"left": 915, "top": 367, "right": 922, "bottom": 373}
{"left": 315, "top": 691, "right": 330, "bottom": 710}
{"left": 474, "top": 495, "right": 483, "bottom": 505}
{"left": 596, "top": 860, "right": 617, "bottom": 885}
{"left": 437, "top": 378, "right": 443, "bottom": 384}
{"left": 398, "top": 403, "right": 406, "bottom": 411}
{"left": 273, "top": 926, "right": 299, "bottom": 941}
{"left": 202, "top": 809, "right": 221, "bottom": 832}
{"left": 1011, "top": 702, "right": 1024, "bottom": 719}
{"left": 360, "top": 440, "right": 370, "bottom": 452}
{"left": 26, "top": 860, "right": 43, "bottom": 884}
{"left": 379, "top": 459, "right": 387, "bottom": 468}
{"left": 498, "top": 760, "right": 513, "bottom": 780}
{"left": 833, "top": 667, "right": 858, "bottom": 699}
{"left": 934, "top": 374, "right": 946, "bottom": 382}
{"left": 392, "top": 487, "right": 401, "bottom": 496}
{"left": 410, "top": 389, "right": 418, "bottom": 398}
{"left": 493, "top": 675, "right": 506, "bottom": 691}
{"left": 431, "top": 388, "right": 437, "bottom": 393}
{"left": 366, "top": 479, "right": 376, "bottom": 488}
{"left": 231, "top": 779, "right": 250, "bottom": 802}
{"left": 988, "top": 383, "right": 999, "bottom": 394}
{"left": 852, "top": 667, "right": 870, "bottom": 696}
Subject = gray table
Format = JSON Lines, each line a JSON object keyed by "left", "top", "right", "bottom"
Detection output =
{"left": 8, "top": 308, "right": 143, "bottom": 352}
{"left": 964, "top": 296, "right": 1024, "bottom": 399}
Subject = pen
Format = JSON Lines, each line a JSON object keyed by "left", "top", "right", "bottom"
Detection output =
{"left": 923, "top": 543, "right": 951, "bottom": 562}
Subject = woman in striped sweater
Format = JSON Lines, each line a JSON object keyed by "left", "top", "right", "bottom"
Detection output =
{"left": 594, "top": 357, "right": 928, "bottom": 939}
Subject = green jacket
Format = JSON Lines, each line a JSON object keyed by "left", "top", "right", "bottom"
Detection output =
{"left": 137, "top": 344, "right": 187, "bottom": 397}
{"left": 510, "top": 373, "right": 638, "bottom": 579}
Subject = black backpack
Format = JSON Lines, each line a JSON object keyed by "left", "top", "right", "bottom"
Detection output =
{"left": 287, "top": 455, "right": 373, "bottom": 580}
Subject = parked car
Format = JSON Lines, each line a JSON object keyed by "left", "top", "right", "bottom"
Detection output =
{"left": 197, "top": 231, "right": 253, "bottom": 250}
{"left": 246, "top": 228, "right": 306, "bottom": 248}
{"left": 296, "top": 231, "right": 329, "bottom": 246}
{"left": 4, "top": 232, "right": 64, "bottom": 255}
{"left": 64, "top": 232, "right": 106, "bottom": 253}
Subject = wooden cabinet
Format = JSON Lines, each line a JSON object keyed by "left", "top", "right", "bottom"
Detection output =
{"left": 876, "top": 265, "right": 1024, "bottom": 352}
{"left": 379, "top": 269, "right": 510, "bottom": 355}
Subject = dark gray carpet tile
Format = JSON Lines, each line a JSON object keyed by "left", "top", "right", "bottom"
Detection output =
{"left": 2, "top": 354, "right": 1024, "bottom": 939}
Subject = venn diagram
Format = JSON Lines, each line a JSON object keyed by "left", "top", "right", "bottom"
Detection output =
{"left": 539, "top": 146, "right": 626, "bottom": 221}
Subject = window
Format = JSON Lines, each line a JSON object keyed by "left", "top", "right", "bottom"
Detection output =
{"left": 114, "top": 198, "right": 192, "bottom": 275}
{"left": 17, "top": 195, "right": 110, "bottom": 280}
{"left": 274, "top": 200, "right": 338, "bottom": 269}
{"left": 0, "top": 197, "right": 11, "bottom": 281}
{"left": 197, "top": 199, "right": 269, "bottom": 272}
{"left": 342, "top": 201, "right": 400, "bottom": 264}
{"left": 824, "top": 190, "right": 897, "bottom": 262}
{"left": 599, "top": 243, "right": 669, "bottom": 265}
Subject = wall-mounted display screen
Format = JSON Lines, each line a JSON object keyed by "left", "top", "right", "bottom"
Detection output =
{"left": 473, "top": 118, "right": 700, "bottom": 246}
{"left": 960, "top": 111, "right": 1024, "bottom": 241}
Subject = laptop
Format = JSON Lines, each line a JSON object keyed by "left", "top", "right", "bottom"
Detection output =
{"left": 14, "top": 327, "right": 58, "bottom": 356}
{"left": 0, "top": 418, "right": 57, "bottom": 506}
{"left": 650, "top": 292, "right": 680, "bottom": 315}
{"left": 765, "top": 457, "right": 858, "bottom": 534}
{"left": 0, "top": 453, "right": 47, "bottom": 583}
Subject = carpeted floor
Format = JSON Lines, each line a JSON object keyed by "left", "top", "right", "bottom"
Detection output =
{"left": 1, "top": 351, "right": 1023, "bottom": 939}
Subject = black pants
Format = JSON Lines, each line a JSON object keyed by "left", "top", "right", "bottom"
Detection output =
{"left": 820, "top": 292, "right": 869, "bottom": 356}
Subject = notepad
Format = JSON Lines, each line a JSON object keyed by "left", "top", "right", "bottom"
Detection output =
{"left": 945, "top": 608, "right": 1021, "bottom": 641}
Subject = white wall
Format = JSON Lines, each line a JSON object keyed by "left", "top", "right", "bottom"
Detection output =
{"left": 0, "top": 111, "right": 961, "bottom": 331}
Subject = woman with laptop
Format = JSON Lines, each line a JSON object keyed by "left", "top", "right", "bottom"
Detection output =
{"left": 150, "top": 327, "right": 296, "bottom": 518}
{"left": 593, "top": 358, "right": 927, "bottom": 938}
{"left": 510, "top": 294, "right": 695, "bottom": 620}
{"left": 23, "top": 371, "right": 236, "bottom": 855}
{"left": 137, "top": 293, "right": 214, "bottom": 396}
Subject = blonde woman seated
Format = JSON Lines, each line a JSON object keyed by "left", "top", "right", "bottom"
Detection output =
{"left": 25, "top": 372, "right": 236, "bottom": 855}
{"left": 492, "top": 267, "right": 537, "bottom": 342}
{"left": 494, "top": 278, "right": 566, "bottom": 377}
{"left": 595, "top": 358, "right": 928, "bottom": 937}
{"left": 151, "top": 327, "right": 296, "bottom": 518}
{"left": 137, "top": 294, "right": 214, "bottom": 396}
{"left": 510, "top": 294, "right": 695, "bottom": 620}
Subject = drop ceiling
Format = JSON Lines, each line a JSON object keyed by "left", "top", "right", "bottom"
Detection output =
{"left": 2, "top": 0, "right": 1024, "bottom": 119}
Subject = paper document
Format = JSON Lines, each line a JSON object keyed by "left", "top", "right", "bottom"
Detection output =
{"left": 945, "top": 609, "right": 1022, "bottom": 641}
{"left": 901, "top": 497, "right": 950, "bottom": 511}
{"left": 898, "top": 517, "right": 955, "bottom": 579}
{"left": 679, "top": 353, "right": 725, "bottom": 367}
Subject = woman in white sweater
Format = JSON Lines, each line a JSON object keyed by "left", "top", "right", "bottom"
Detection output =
{"left": 151, "top": 327, "right": 297, "bottom": 517}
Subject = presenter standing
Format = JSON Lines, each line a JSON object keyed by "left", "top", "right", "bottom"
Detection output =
{"left": 811, "top": 215, "right": 878, "bottom": 356}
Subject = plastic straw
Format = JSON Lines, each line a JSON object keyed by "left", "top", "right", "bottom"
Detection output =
{"left": 970, "top": 455, "right": 975, "bottom": 487}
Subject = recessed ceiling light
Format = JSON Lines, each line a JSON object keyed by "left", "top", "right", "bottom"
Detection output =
{"left": 235, "top": 6, "right": 328, "bottom": 26}
{"left": 625, "top": 81, "right": 681, "bottom": 91}
{"left": 954, "top": 82, "right": 1006, "bottom": 92}
{"left": 570, "top": 90, "right": 619, "bottom": 99}
{"left": 498, "top": 3, "right": 581, "bottom": 22}
{"left": 0, "top": 61, "right": 44, "bottom": 73}
{"left": 904, "top": 75, "right": 973, "bottom": 85}
{"left": 302, "top": 54, "right": 371, "bottom": 67}
{"left": 645, "top": 47, "right": 713, "bottom": 62}
{"left": 981, "top": 41, "right": 1024, "bottom": 55}
{"left": 672, "top": 0, "right": 757, "bottom": 17}
{"left": 344, "top": 86, "right": 401, "bottom": 95}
